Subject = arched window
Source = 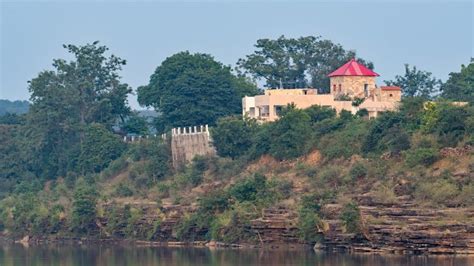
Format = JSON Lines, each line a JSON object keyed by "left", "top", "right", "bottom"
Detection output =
{"left": 333, "top": 85, "right": 336, "bottom": 93}
{"left": 338, "top": 84, "right": 342, "bottom": 92}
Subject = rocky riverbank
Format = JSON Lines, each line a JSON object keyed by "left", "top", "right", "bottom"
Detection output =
{"left": 4, "top": 196, "right": 473, "bottom": 255}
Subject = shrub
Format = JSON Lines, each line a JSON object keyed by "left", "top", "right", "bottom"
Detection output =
{"left": 350, "top": 162, "right": 368, "bottom": 180}
{"left": 229, "top": 174, "right": 266, "bottom": 203}
{"left": 297, "top": 211, "right": 321, "bottom": 243}
{"left": 297, "top": 193, "right": 323, "bottom": 243}
{"left": 318, "top": 120, "right": 369, "bottom": 160}
{"left": 113, "top": 183, "right": 134, "bottom": 197}
{"left": 356, "top": 108, "right": 369, "bottom": 117}
{"left": 211, "top": 116, "right": 258, "bottom": 159}
{"left": 144, "top": 142, "right": 171, "bottom": 182}
{"left": 404, "top": 148, "right": 439, "bottom": 167}
{"left": 304, "top": 105, "right": 336, "bottom": 124}
{"left": 456, "top": 184, "right": 474, "bottom": 207}
{"left": 78, "top": 123, "right": 126, "bottom": 173}
{"left": 210, "top": 207, "right": 254, "bottom": 243}
{"left": 268, "top": 107, "right": 312, "bottom": 160}
{"left": 102, "top": 157, "right": 128, "bottom": 180}
{"left": 340, "top": 202, "right": 360, "bottom": 233}
{"left": 362, "top": 112, "right": 403, "bottom": 154}
{"left": 415, "top": 179, "right": 459, "bottom": 206}
{"left": 71, "top": 178, "right": 98, "bottom": 235}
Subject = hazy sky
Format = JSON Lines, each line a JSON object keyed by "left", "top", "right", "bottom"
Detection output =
{"left": 1, "top": 1, "right": 473, "bottom": 109}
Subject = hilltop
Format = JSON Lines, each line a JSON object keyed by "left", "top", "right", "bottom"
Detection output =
{"left": 1, "top": 98, "right": 473, "bottom": 254}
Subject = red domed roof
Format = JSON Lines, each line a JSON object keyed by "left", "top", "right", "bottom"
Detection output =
{"left": 328, "top": 59, "right": 379, "bottom": 77}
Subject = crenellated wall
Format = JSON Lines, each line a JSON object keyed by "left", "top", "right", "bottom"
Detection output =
{"left": 170, "top": 125, "right": 215, "bottom": 170}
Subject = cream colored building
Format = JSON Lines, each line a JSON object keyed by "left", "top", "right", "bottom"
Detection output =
{"left": 242, "top": 59, "right": 401, "bottom": 121}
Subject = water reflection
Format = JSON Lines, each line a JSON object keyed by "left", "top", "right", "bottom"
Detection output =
{"left": 0, "top": 243, "right": 472, "bottom": 266}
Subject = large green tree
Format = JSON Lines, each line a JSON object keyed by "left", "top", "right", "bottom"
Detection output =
{"left": 384, "top": 64, "right": 441, "bottom": 99}
{"left": 25, "top": 41, "right": 131, "bottom": 178}
{"left": 441, "top": 58, "right": 474, "bottom": 103}
{"left": 211, "top": 116, "right": 258, "bottom": 159}
{"left": 137, "top": 51, "right": 258, "bottom": 130}
{"left": 237, "top": 35, "right": 373, "bottom": 92}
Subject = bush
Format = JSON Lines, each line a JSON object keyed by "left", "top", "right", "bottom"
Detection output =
{"left": 297, "top": 193, "right": 323, "bottom": 243}
{"left": 362, "top": 112, "right": 403, "bottom": 154}
{"left": 415, "top": 179, "right": 459, "bottom": 206}
{"left": 456, "top": 184, "right": 474, "bottom": 207}
{"left": 404, "top": 148, "right": 439, "bottom": 167}
{"left": 71, "top": 178, "right": 98, "bottom": 235}
{"left": 78, "top": 123, "right": 126, "bottom": 173}
{"left": 229, "top": 174, "right": 266, "bottom": 203}
{"left": 350, "top": 162, "right": 368, "bottom": 180}
{"left": 304, "top": 105, "right": 336, "bottom": 124}
{"left": 211, "top": 116, "right": 258, "bottom": 159}
{"left": 102, "top": 157, "right": 129, "bottom": 179}
{"left": 340, "top": 202, "right": 360, "bottom": 233}
{"left": 113, "top": 183, "right": 134, "bottom": 197}
{"left": 268, "top": 107, "right": 312, "bottom": 160}
{"left": 318, "top": 120, "right": 369, "bottom": 160}
{"left": 210, "top": 207, "right": 254, "bottom": 243}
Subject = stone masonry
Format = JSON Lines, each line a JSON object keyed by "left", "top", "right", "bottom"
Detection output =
{"left": 170, "top": 125, "right": 215, "bottom": 170}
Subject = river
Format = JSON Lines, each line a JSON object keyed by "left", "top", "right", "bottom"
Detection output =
{"left": 1, "top": 243, "right": 473, "bottom": 266}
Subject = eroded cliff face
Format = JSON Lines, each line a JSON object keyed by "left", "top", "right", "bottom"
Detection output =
{"left": 97, "top": 194, "right": 473, "bottom": 254}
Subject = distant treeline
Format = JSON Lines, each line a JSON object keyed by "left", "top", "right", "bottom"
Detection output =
{"left": 0, "top": 99, "right": 29, "bottom": 115}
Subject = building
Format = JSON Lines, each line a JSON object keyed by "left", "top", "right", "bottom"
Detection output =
{"left": 242, "top": 59, "right": 401, "bottom": 121}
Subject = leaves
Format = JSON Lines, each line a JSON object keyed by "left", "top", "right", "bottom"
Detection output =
{"left": 237, "top": 35, "right": 373, "bottom": 92}
{"left": 138, "top": 51, "right": 257, "bottom": 130}
{"left": 385, "top": 64, "right": 441, "bottom": 99}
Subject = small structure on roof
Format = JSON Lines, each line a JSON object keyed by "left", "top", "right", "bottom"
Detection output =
{"left": 242, "top": 59, "right": 402, "bottom": 121}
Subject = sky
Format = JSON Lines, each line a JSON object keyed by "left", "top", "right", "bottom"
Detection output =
{"left": 1, "top": 0, "right": 473, "bottom": 109}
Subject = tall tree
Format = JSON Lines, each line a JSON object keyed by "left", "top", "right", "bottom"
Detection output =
{"left": 441, "top": 58, "right": 474, "bottom": 103}
{"left": 26, "top": 41, "right": 131, "bottom": 178}
{"left": 237, "top": 35, "right": 373, "bottom": 92}
{"left": 137, "top": 51, "right": 258, "bottom": 130}
{"left": 384, "top": 64, "right": 441, "bottom": 99}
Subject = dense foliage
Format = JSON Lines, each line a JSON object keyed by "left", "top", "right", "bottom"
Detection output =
{"left": 237, "top": 35, "right": 373, "bottom": 91}
{"left": 137, "top": 51, "right": 259, "bottom": 131}
{"left": 0, "top": 38, "right": 473, "bottom": 247}
{"left": 385, "top": 64, "right": 441, "bottom": 99}
{"left": 441, "top": 58, "right": 474, "bottom": 103}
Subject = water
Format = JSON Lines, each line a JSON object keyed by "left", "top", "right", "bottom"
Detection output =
{"left": 1, "top": 243, "right": 473, "bottom": 266}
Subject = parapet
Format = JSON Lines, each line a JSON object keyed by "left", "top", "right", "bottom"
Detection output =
{"left": 171, "top": 125, "right": 210, "bottom": 136}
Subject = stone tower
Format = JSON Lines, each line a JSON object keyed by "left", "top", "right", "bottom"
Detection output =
{"left": 328, "top": 59, "right": 379, "bottom": 99}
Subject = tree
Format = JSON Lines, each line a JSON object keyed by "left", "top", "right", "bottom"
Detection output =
{"left": 237, "top": 35, "right": 373, "bottom": 92}
{"left": 362, "top": 112, "right": 404, "bottom": 154}
{"left": 385, "top": 64, "right": 441, "bottom": 99}
{"left": 72, "top": 178, "right": 98, "bottom": 235}
{"left": 138, "top": 51, "right": 258, "bottom": 130}
{"left": 211, "top": 116, "right": 258, "bottom": 159}
{"left": 121, "top": 111, "right": 149, "bottom": 135}
{"left": 441, "top": 58, "right": 474, "bottom": 103}
{"left": 25, "top": 41, "right": 131, "bottom": 178}
{"left": 269, "top": 105, "right": 312, "bottom": 160}
{"left": 78, "top": 123, "right": 126, "bottom": 173}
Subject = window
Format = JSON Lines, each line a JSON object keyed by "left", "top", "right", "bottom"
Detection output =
{"left": 389, "top": 94, "right": 393, "bottom": 97}
{"left": 333, "top": 85, "right": 336, "bottom": 93}
{"left": 274, "top": 105, "right": 283, "bottom": 116}
{"left": 249, "top": 107, "right": 255, "bottom": 116}
{"left": 260, "top": 105, "right": 270, "bottom": 117}
{"left": 364, "top": 84, "right": 369, "bottom": 97}
{"left": 338, "top": 84, "right": 342, "bottom": 92}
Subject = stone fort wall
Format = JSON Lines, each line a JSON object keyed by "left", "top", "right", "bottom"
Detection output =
{"left": 170, "top": 125, "right": 215, "bottom": 170}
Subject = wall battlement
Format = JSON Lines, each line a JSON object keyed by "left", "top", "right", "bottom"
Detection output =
{"left": 170, "top": 124, "right": 215, "bottom": 169}
{"left": 171, "top": 125, "right": 210, "bottom": 136}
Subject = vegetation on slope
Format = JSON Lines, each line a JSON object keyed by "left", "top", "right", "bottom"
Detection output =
{"left": 0, "top": 38, "right": 473, "bottom": 245}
